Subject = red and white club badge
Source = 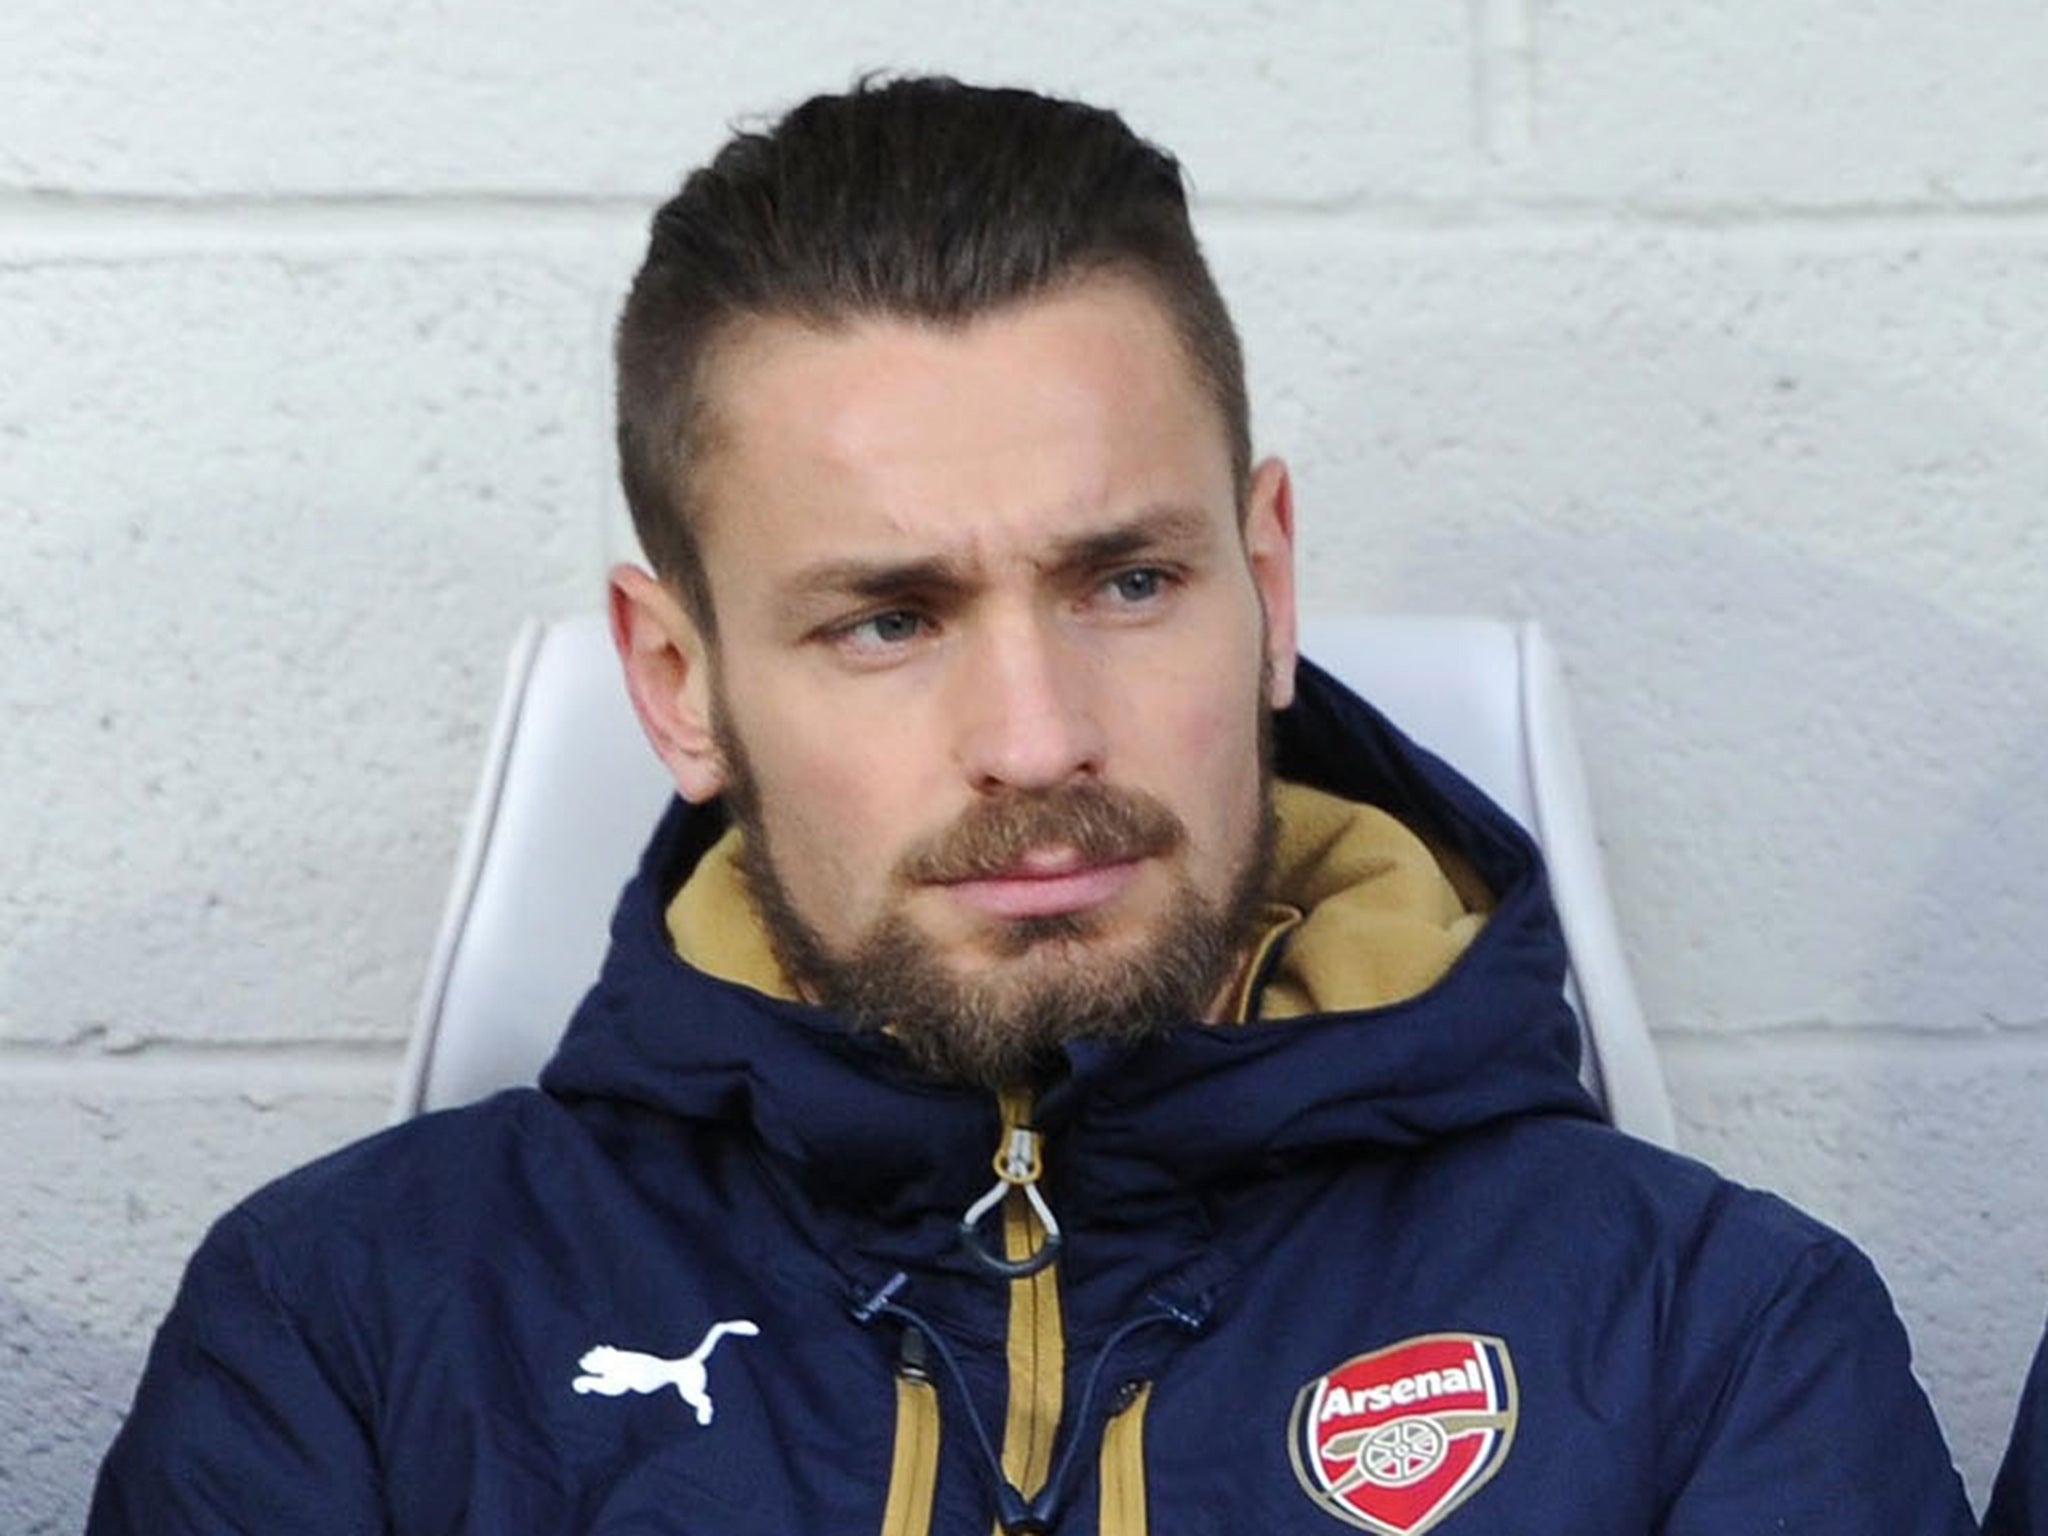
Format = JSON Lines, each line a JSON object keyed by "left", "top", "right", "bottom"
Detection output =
{"left": 1288, "top": 1333, "right": 1518, "bottom": 1536}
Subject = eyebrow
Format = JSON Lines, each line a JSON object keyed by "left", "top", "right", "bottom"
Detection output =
{"left": 778, "top": 502, "right": 1221, "bottom": 609}
{"left": 1041, "top": 503, "right": 1215, "bottom": 572}
{"left": 781, "top": 554, "right": 966, "bottom": 607}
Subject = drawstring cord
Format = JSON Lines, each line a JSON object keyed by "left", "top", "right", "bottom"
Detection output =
{"left": 853, "top": 1272, "right": 1209, "bottom": 1535}
{"left": 854, "top": 1275, "right": 1012, "bottom": 1520}
{"left": 1021, "top": 1291, "right": 1206, "bottom": 1532}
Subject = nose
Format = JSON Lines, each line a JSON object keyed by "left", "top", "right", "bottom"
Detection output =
{"left": 952, "top": 609, "right": 1107, "bottom": 793}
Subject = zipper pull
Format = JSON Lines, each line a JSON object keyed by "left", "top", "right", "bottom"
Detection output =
{"left": 958, "top": 1123, "right": 1063, "bottom": 1280}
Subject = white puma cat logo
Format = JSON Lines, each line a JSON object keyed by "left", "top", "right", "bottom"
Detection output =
{"left": 571, "top": 1319, "right": 760, "bottom": 1426}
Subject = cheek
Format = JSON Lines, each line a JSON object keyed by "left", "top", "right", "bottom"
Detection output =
{"left": 1155, "top": 581, "right": 1274, "bottom": 766}
{"left": 1194, "top": 702, "right": 1269, "bottom": 839}
{"left": 1178, "top": 684, "right": 1251, "bottom": 757}
{"left": 725, "top": 695, "right": 935, "bottom": 914}
{"left": 1137, "top": 651, "right": 1269, "bottom": 822}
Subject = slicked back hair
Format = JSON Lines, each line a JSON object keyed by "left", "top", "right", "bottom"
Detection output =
{"left": 615, "top": 76, "right": 1251, "bottom": 632}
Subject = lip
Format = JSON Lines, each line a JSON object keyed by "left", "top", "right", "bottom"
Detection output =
{"left": 938, "top": 855, "right": 1144, "bottom": 921}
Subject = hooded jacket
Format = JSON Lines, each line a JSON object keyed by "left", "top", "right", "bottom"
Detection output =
{"left": 89, "top": 661, "right": 1976, "bottom": 1535}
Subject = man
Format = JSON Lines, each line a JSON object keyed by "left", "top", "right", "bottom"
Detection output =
{"left": 92, "top": 78, "right": 1974, "bottom": 1534}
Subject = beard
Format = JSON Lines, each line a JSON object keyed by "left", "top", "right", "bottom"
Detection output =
{"left": 714, "top": 706, "right": 1277, "bottom": 1091}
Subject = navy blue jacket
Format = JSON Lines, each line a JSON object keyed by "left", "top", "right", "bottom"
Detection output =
{"left": 1987, "top": 1316, "right": 2048, "bottom": 1535}
{"left": 90, "top": 662, "right": 1976, "bottom": 1534}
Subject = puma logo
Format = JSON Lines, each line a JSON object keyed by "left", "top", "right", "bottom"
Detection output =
{"left": 571, "top": 1319, "right": 760, "bottom": 1426}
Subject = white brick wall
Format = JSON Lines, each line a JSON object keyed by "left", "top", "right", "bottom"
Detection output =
{"left": 5, "top": 4, "right": 2045, "bottom": 1526}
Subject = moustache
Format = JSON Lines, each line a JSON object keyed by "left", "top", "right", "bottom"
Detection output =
{"left": 897, "top": 783, "right": 1186, "bottom": 885}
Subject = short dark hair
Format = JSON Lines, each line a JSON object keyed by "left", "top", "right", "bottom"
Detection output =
{"left": 615, "top": 75, "right": 1251, "bottom": 630}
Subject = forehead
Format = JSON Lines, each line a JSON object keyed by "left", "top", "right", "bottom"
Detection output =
{"left": 686, "top": 278, "right": 1236, "bottom": 581}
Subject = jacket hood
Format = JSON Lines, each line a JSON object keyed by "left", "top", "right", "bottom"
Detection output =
{"left": 540, "top": 658, "right": 1602, "bottom": 1229}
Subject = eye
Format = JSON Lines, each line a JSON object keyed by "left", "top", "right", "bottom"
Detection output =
{"left": 858, "top": 611, "right": 926, "bottom": 644}
{"left": 831, "top": 608, "right": 931, "bottom": 658}
{"left": 1103, "top": 566, "right": 1173, "bottom": 605}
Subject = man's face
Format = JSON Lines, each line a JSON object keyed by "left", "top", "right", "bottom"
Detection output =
{"left": 641, "top": 277, "right": 1296, "bottom": 1085}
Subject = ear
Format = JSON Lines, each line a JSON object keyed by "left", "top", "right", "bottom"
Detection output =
{"left": 608, "top": 564, "right": 728, "bottom": 803}
{"left": 1244, "top": 455, "right": 1299, "bottom": 709}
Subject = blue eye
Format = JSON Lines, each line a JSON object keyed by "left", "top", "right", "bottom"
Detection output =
{"left": 1107, "top": 568, "right": 1168, "bottom": 603}
{"left": 831, "top": 609, "right": 930, "bottom": 658}
{"left": 860, "top": 611, "right": 925, "bottom": 644}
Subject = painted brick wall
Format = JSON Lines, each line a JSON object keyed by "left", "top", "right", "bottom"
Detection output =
{"left": 5, "top": 3, "right": 2045, "bottom": 1527}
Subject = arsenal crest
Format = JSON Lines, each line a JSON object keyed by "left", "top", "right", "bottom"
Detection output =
{"left": 1287, "top": 1333, "right": 1518, "bottom": 1535}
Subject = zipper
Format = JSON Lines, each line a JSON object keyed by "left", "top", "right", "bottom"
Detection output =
{"left": 859, "top": 1086, "right": 1203, "bottom": 1534}
{"left": 878, "top": 1327, "right": 942, "bottom": 1536}
{"left": 868, "top": 1083, "right": 1068, "bottom": 1536}
{"left": 994, "top": 1087, "right": 1065, "bottom": 1528}
{"left": 1097, "top": 1381, "right": 1153, "bottom": 1536}
{"left": 856, "top": 1276, "right": 1205, "bottom": 1536}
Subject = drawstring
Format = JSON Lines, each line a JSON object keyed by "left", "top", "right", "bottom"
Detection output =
{"left": 1021, "top": 1293, "right": 1204, "bottom": 1532}
{"left": 854, "top": 1275, "right": 1014, "bottom": 1521}
{"left": 853, "top": 1273, "right": 1209, "bottom": 1535}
